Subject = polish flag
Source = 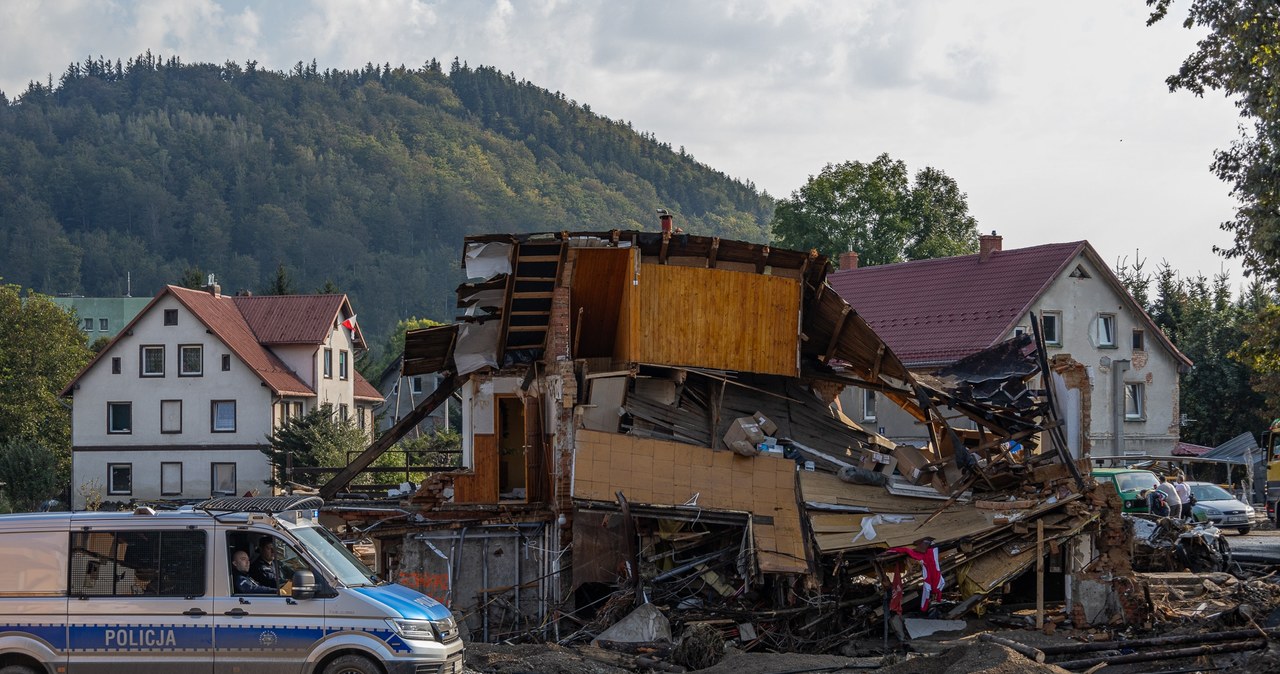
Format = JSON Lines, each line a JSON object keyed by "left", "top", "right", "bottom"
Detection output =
{"left": 341, "top": 315, "right": 358, "bottom": 333}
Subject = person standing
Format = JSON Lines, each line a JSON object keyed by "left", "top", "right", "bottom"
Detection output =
{"left": 1173, "top": 474, "right": 1193, "bottom": 521}
{"left": 1157, "top": 475, "right": 1181, "bottom": 520}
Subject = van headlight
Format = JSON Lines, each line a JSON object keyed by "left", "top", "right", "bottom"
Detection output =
{"left": 387, "top": 619, "right": 437, "bottom": 641}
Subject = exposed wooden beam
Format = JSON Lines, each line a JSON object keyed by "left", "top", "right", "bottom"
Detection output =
{"left": 709, "top": 238, "right": 720, "bottom": 269}
{"left": 870, "top": 343, "right": 886, "bottom": 382}
{"left": 756, "top": 245, "right": 771, "bottom": 274}
{"left": 319, "top": 372, "right": 470, "bottom": 500}
{"left": 659, "top": 230, "right": 671, "bottom": 265}
{"left": 823, "top": 305, "right": 851, "bottom": 363}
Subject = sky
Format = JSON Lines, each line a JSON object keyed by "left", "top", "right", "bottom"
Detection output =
{"left": 0, "top": 0, "right": 1248, "bottom": 285}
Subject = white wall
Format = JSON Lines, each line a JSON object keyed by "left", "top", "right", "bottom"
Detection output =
{"left": 69, "top": 293, "right": 275, "bottom": 506}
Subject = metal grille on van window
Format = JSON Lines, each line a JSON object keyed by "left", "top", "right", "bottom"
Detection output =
{"left": 68, "top": 530, "right": 206, "bottom": 597}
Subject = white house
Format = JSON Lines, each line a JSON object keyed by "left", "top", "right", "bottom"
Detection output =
{"left": 828, "top": 234, "right": 1192, "bottom": 457}
{"left": 62, "top": 283, "right": 383, "bottom": 507}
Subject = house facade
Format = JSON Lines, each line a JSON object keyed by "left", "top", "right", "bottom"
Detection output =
{"left": 829, "top": 234, "right": 1192, "bottom": 457}
{"left": 62, "top": 283, "right": 382, "bottom": 508}
{"left": 49, "top": 296, "right": 150, "bottom": 341}
{"left": 373, "top": 357, "right": 451, "bottom": 436}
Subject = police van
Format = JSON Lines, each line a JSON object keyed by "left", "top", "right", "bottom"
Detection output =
{"left": 0, "top": 496, "right": 464, "bottom": 674}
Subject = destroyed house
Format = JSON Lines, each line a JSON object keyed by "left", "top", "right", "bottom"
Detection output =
{"left": 336, "top": 229, "right": 1094, "bottom": 644}
{"left": 830, "top": 235, "right": 1192, "bottom": 457}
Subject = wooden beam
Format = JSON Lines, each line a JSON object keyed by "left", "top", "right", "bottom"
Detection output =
{"left": 870, "top": 343, "right": 886, "bottom": 382}
{"left": 659, "top": 230, "right": 671, "bottom": 265}
{"left": 318, "top": 372, "right": 470, "bottom": 500}
{"left": 823, "top": 305, "right": 851, "bottom": 363}
{"left": 708, "top": 238, "right": 720, "bottom": 269}
{"left": 756, "top": 245, "right": 771, "bottom": 274}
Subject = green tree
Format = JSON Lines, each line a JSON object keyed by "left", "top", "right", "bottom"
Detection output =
{"left": 178, "top": 267, "right": 205, "bottom": 289}
{"left": 262, "top": 262, "right": 296, "bottom": 295}
{"left": 0, "top": 285, "right": 91, "bottom": 471}
{"left": 262, "top": 405, "right": 368, "bottom": 487}
{"left": 1149, "top": 1, "right": 1280, "bottom": 281}
{"left": 0, "top": 439, "right": 62, "bottom": 512}
{"left": 770, "top": 154, "right": 979, "bottom": 267}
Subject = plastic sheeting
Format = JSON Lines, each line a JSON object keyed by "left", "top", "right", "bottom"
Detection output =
{"left": 464, "top": 242, "right": 513, "bottom": 280}
{"left": 454, "top": 320, "right": 501, "bottom": 375}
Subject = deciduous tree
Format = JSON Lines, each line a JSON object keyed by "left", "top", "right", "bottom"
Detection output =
{"left": 770, "top": 154, "right": 979, "bottom": 267}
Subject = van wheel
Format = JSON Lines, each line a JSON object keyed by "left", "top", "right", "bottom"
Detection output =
{"left": 322, "top": 654, "right": 382, "bottom": 674}
{"left": 0, "top": 665, "right": 39, "bottom": 674}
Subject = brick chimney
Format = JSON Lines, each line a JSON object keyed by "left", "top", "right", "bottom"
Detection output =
{"left": 658, "top": 208, "right": 673, "bottom": 233}
{"left": 203, "top": 273, "right": 221, "bottom": 297}
{"left": 979, "top": 231, "right": 1002, "bottom": 262}
{"left": 840, "top": 250, "right": 860, "bottom": 270}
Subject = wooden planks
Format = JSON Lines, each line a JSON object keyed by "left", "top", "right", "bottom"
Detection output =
{"left": 571, "top": 248, "right": 630, "bottom": 359}
{"left": 573, "top": 429, "right": 808, "bottom": 574}
{"left": 453, "top": 434, "right": 499, "bottom": 503}
{"left": 629, "top": 264, "right": 800, "bottom": 377}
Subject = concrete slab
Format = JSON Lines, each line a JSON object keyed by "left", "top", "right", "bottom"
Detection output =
{"left": 593, "top": 602, "right": 671, "bottom": 644}
{"left": 903, "top": 618, "right": 967, "bottom": 639}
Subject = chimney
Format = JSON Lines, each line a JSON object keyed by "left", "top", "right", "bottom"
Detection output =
{"left": 979, "top": 231, "right": 1002, "bottom": 262}
{"left": 839, "top": 250, "right": 860, "bottom": 270}
{"left": 657, "top": 208, "right": 673, "bottom": 234}
{"left": 203, "top": 273, "right": 221, "bottom": 297}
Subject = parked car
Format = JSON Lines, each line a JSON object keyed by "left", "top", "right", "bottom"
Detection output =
{"left": 1187, "top": 481, "right": 1257, "bottom": 534}
{"left": 1092, "top": 468, "right": 1160, "bottom": 513}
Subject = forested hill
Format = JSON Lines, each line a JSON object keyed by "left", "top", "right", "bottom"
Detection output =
{"left": 0, "top": 54, "right": 773, "bottom": 346}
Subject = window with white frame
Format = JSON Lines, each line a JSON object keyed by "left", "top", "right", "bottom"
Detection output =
{"left": 161, "top": 399, "right": 182, "bottom": 434}
{"left": 108, "top": 402, "right": 132, "bottom": 434}
{"left": 82, "top": 318, "right": 93, "bottom": 331}
{"left": 1125, "top": 383, "right": 1145, "bottom": 420}
{"left": 108, "top": 463, "right": 132, "bottom": 495}
{"left": 862, "top": 390, "right": 877, "bottom": 422}
{"left": 98, "top": 318, "right": 108, "bottom": 332}
{"left": 211, "top": 463, "right": 236, "bottom": 496}
{"left": 211, "top": 400, "right": 236, "bottom": 433}
{"left": 1097, "top": 314, "right": 1116, "bottom": 347}
{"left": 140, "top": 345, "right": 165, "bottom": 377}
{"left": 161, "top": 462, "right": 183, "bottom": 495}
{"left": 412, "top": 376, "right": 424, "bottom": 395}
{"left": 292, "top": 401, "right": 303, "bottom": 418}
{"left": 323, "top": 348, "right": 333, "bottom": 379}
{"left": 339, "top": 404, "right": 349, "bottom": 423}
{"left": 179, "top": 344, "right": 203, "bottom": 376}
{"left": 339, "top": 350, "right": 349, "bottom": 380}
{"left": 1041, "top": 312, "right": 1062, "bottom": 346}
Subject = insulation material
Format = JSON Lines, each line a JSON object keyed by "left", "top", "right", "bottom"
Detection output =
{"left": 464, "top": 241, "right": 513, "bottom": 280}
{"left": 454, "top": 320, "right": 501, "bottom": 375}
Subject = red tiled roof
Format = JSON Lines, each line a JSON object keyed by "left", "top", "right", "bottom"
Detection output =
{"left": 233, "top": 294, "right": 365, "bottom": 348}
{"left": 168, "top": 286, "right": 315, "bottom": 396}
{"left": 353, "top": 371, "right": 382, "bottom": 401}
{"left": 828, "top": 242, "right": 1086, "bottom": 367}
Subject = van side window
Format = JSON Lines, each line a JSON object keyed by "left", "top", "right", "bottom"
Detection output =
{"left": 70, "top": 530, "right": 206, "bottom": 597}
{"left": 227, "top": 532, "right": 316, "bottom": 595}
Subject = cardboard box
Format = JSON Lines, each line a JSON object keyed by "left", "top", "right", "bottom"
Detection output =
{"left": 892, "top": 444, "right": 937, "bottom": 485}
{"left": 751, "top": 411, "right": 778, "bottom": 437}
{"left": 724, "top": 417, "right": 766, "bottom": 451}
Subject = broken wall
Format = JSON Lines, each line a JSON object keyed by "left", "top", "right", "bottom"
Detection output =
{"left": 396, "top": 523, "right": 551, "bottom": 642}
{"left": 572, "top": 429, "right": 807, "bottom": 574}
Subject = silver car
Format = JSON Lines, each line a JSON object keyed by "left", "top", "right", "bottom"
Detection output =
{"left": 1188, "top": 481, "right": 1257, "bottom": 534}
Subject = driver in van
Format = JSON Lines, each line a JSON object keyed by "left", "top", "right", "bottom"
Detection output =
{"left": 250, "top": 536, "right": 282, "bottom": 588}
{"left": 231, "top": 550, "right": 276, "bottom": 594}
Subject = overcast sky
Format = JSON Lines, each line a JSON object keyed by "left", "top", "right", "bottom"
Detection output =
{"left": 0, "top": 0, "right": 1247, "bottom": 284}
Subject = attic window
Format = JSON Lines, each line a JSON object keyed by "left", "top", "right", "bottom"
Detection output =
{"left": 1069, "top": 265, "right": 1092, "bottom": 279}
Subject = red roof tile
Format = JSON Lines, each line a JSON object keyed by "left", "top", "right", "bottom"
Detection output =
{"left": 169, "top": 286, "right": 315, "bottom": 396}
{"left": 1173, "top": 442, "right": 1214, "bottom": 456}
{"left": 829, "top": 242, "right": 1085, "bottom": 366}
{"left": 353, "top": 371, "right": 382, "bottom": 401}
{"left": 233, "top": 294, "right": 365, "bottom": 348}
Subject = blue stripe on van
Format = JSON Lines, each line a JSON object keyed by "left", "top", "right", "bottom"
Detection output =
{"left": 0, "top": 624, "right": 66, "bottom": 650}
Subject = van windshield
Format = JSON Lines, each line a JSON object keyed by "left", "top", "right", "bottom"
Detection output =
{"left": 1115, "top": 471, "right": 1158, "bottom": 493}
{"left": 287, "top": 524, "right": 381, "bottom": 587}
